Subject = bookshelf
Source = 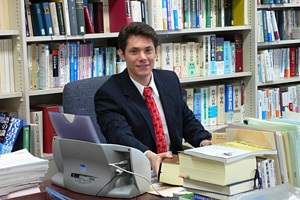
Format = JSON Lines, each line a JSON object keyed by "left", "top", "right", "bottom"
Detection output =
{"left": 1, "top": 0, "right": 258, "bottom": 153}
{"left": 256, "top": 2, "right": 300, "bottom": 118}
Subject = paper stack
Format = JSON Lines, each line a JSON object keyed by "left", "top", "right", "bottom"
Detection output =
{"left": 0, "top": 149, "right": 49, "bottom": 197}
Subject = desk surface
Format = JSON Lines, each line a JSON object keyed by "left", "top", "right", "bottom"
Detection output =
{"left": 9, "top": 179, "right": 161, "bottom": 200}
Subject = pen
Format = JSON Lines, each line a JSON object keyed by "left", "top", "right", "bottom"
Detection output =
{"left": 45, "top": 187, "right": 71, "bottom": 200}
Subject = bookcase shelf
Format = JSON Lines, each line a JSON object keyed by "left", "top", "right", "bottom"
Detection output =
{"left": 0, "top": 92, "right": 22, "bottom": 99}
{"left": 0, "top": 0, "right": 257, "bottom": 124}
{"left": 258, "top": 77, "right": 300, "bottom": 87}
{"left": 258, "top": 39, "right": 300, "bottom": 49}
{"left": 0, "top": 30, "right": 19, "bottom": 36}
{"left": 257, "top": 3, "right": 300, "bottom": 10}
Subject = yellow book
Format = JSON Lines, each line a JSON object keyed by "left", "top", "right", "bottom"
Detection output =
{"left": 179, "top": 151, "right": 257, "bottom": 186}
{"left": 158, "top": 154, "right": 183, "bottom": 186}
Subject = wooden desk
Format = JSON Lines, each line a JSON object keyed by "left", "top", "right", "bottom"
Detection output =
{"left": 8, "top": 180, "right": 161, "bottom": 200}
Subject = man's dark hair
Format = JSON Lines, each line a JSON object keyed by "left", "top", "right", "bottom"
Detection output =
{"left": 118, "top": 22, "right": 158, "bottom": 54}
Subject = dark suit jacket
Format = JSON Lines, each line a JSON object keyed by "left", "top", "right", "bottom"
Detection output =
{"left": 94, "top": 69, "right": 211, "bottom": 154}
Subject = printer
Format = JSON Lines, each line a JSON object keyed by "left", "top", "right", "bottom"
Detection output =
{"left": 51, "top": 136, "right": 151, "bottom": 198}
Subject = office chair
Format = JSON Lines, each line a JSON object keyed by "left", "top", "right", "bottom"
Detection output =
{"left": 62, "top": 76, "right": 111, "bottom": 143}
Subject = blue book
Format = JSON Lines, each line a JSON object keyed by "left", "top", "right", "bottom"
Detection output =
{"left": 93, "top": 48, "right": 100, "bottom": 77}
{"left": 69, "top": 42, "right": 79, "bottom": 82}
{"left": 0, "top": 117, "right": 23, "bottom": 154}
{"left": 190, "top": 0, "right": 196, "bottom": 28}
{"left": 99, "top": 47, "right": 106, "bottom": 76}
{"left": 40, "top": 2, "right": 54, "bottom": 36}
{"left": 195, "top": 0, "right": 200, "bottom": 28}
{"left": 225, "top": 84, "right": 233, "bottom": 123}
{"left": 223, "top": 41, "right": 231, "bottom": 74}
{"left": 173, "top": 8, "right": 179, "bottom": 30}
{"left": 194, "top": 88, "right": 201, "bottom": 122}
{"left": 166, "top": 0, "right": 172, "bottom": 30}
{"left": 184, "top": 0, "right": 190, "bottom": 29}
{"left": 30, "top": 3, "right": 46, "bottom": 36}
{"left": 68, "top": 0, "right": 78, "bottom": 35}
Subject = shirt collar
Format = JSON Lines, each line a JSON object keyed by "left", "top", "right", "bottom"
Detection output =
{"left": 130, "top": 72, "right": 159, "bottom": 97}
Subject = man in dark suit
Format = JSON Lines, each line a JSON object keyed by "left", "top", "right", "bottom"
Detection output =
{"left": 94, "top": 22, "right": 212, "bottom": 175}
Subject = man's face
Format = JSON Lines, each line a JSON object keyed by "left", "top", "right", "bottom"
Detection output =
{"left": 118, "top": 35, "right": 158, "bottom": 85}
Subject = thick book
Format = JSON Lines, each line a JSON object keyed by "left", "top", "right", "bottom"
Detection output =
{"left": 108, "top": 0, "right": 132, "bottom": 32}
{"left": 40, "top": 2, "right": 54, "bottom": 36}
{"left": 30, "top": 104, "right": 62, "bottom": 154}
{"left": 68, "top": 0, "right": 78, "bottom": 35}
{"left": 54, "top": 1, "right": 66, "bottom": 35}
{"left": 183, "top": 178, "right": 255, "bottom": 196}
{"left": 76, "top": 0, "right": 86, "bottom": 35}
{"left": 179, "top": 151, "right": 257, "bottom": 186}
{"left": 49, "top": 2, "right": 60, "bottom": 35}
{"left": 84, "top": 6, "right": 95, "bottom": 34}
{"left": 183, "top": 140, "right": 277, "bottom": 164}
{"left": 158, "top": 154, "right": 183, "bottom": 186}
{"left": 29, "top": 3, "right": 46, "bottom": 36}
{"left": 93, "top": 2, "right": 104, "bottom": 33}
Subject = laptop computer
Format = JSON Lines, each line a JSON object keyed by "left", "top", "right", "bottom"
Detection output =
{"left": 49, "top": 112, "right": 100, "bottom": 144}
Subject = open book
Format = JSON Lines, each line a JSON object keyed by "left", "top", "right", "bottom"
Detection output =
{"left": 184, "top": 140, "right": 277, "bottom": 163}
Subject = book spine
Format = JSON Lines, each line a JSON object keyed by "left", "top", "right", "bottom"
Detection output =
{"left": 194, "top": 88, "right": 201, "bottom": 122}
{"left": 30, "top": 3, "right": 46, "bottom": 36}
{"left": 55, "top": 2, "right": 66, "bottom": 35}
{"left": 83, "top": 6, "right": 95, "bottom": 33}
{"left": 217, "top": 84, "right": 225, "bottom": 125}
{"left": 185, "top": 88, "right": 194, "bottom": 112}
{"left": 181, "top": 43, "right": 188, "bottom": 78}
{"left": 25, "top": 0, "right": 34, "bottom": 37}
{"left": 38, "top": 43, "right": 51, "bottom": 90}
{"left": 49, "top": 2, "right": 60, "bottom": 36}
{"left": 173, "top": 43, "right": 181, "bottom": 78}
{"left": 187, "top": 42, "right": 196, "bottom": 77}
{"left": 68, "top": 0, "right": 78, "bottom": 35}
{"left": 223, "top": 40, "right": 231, "bottom": 74}
{"left": 40, "top": 2, "right": 54, "bottom": 36}
{"left": 225, "top": 83, "right": 233, "bottom": 123}
{"left": 93, "top": 2, "right": 104, "bottom": 33}
{"left": 208, "top": 85, "right": 217, "bottom": 126}
{"left": 210, "top": 34, "right": 217, "bottom": 75}
{"left": 76, "top": 0, "right": 86, "bottom": 35}
{"left": 161, "top": 43, "right": 174, "bottom": 71}
{"left": 200, "top": 87, "right": 209, "bottom": 126}
{"left": 215, "top": 37, "right": 224, "bottom": 75}
{"left": 234, "top": 34, "right": 243, "bottom": 72}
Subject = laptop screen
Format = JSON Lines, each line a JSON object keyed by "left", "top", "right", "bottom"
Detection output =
{"left": 49, "top": 112, "right": 100, "bottom": 144}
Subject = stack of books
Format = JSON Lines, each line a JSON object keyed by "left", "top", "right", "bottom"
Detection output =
{"left": 0, "top": 149, "right": 49, "bottom": 197}
{"left": 178, "top": 139, "right": 278, "bottom": 199}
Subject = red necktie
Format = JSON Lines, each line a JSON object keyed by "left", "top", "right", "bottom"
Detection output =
{"left": 143, "top": 87, "right": 167, "bottom": 153}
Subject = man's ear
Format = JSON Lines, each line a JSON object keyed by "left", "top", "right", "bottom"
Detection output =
{"left": 118, "top": 49, "right": 125, "bottom": 61}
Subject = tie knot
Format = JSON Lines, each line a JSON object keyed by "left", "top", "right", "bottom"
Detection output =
{"left": 143, "top": 87, "right": 152, "bottom": 97}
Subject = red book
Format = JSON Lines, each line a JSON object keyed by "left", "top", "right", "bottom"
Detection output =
{"left": 93, "top": 2, "right": 104, "bottom": 33}
{"left": 234, "top": 34, "right": 243, "bottom": 72}
{"left": 30, "top": 104, "right": 62, "bottom": 153}
{"left": 108, "top": 0, "right": 132, "bottom": 32}
{"left": 84, "top": 6, "right": 95, "bottom": 34}
{"left": 289, "top": 47, "right": 296, "bottom": 77}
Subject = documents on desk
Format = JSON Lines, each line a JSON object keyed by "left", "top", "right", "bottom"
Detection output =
{"left": 0, "top": 149, "right": 48, "bottom": 197}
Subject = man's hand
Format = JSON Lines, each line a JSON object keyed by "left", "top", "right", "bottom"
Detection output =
{"left": 145, "top": 151, "right": 173, "bottom": 176}
{"left": 201, "top": 139, "right": 212, "bottom": 146}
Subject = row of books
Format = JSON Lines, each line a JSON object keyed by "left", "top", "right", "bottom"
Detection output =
{"left": 0, "top": 0, "right": 9, "bottom": 30}
{"left": 157, "top": 34, "right": 243, "bottom": 78}
{"left": 257, "top": 47, "right": 300, "bottom": 83}
{"left": 25, "top": 0, "right": 247, "bottom": 37}
{"left": 258, "top": 0, "right": 300, "bottom": 4}
{"left": 0, "top": 39, "right": 15, "bottom": 94}
{"left": 257, "top": 9, "right": 299, "bottom": 42}
{"left": 257, "top": 85, "right": 300, "bottom": 119}
{"left": 27, "top": 42, "right": 119, "bottom": 90}
{"left": 182, "top": 81, "right": 245, "bottom": 127}
{"left": 27, "top": 33, "right": 244, "bottom": 90}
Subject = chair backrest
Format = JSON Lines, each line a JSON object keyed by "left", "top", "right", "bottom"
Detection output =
{"left": 62, "top": 76, "right": 111, "bottom": 143}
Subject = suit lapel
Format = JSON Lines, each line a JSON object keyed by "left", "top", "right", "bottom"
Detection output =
{"left": 120, "top": 70, "right": 156, "bottom": 140}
